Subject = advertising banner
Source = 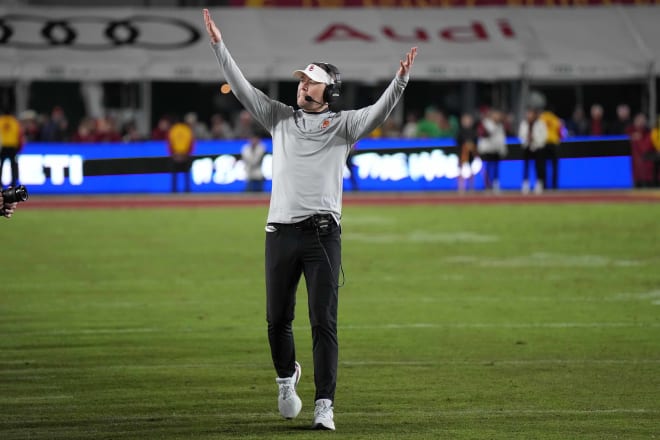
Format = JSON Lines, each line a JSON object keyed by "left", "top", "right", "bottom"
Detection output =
{"left": 1, "top": 6, "right": 657, "bottom": 81}
{"left": 2, "top": 138, "right": 632, "bottom": 194}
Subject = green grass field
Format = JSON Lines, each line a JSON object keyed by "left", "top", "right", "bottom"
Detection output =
{"left": 1, "top": 199, "right": 659, "bottom": 439}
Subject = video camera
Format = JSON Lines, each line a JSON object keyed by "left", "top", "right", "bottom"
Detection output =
{"left": 1, "top": 185, "right": 29, "bottom": 204}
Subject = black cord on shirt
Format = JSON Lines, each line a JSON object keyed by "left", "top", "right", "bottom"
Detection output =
{"left": 315, "top": 227, "right": 345, "bottom": 289}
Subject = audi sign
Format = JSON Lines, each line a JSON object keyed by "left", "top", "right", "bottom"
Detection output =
{"left": 0, "top": 14, "right": 201, "bottom": 50}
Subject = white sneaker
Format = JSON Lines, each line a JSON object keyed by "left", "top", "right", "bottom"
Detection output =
{"left": 276, "top": 361, "right": 302, "bottom": 419}
{"left": 534, "top": 180, "right": 544, "bottom": 194}
{"left": 492, "top": 179, "right": 501, "bottom": 195}
{"left": 312, "top": 399, "right": 335, "bottom": 431}
{"left": 521, "top": 180, "right": 530, "bottom": 194}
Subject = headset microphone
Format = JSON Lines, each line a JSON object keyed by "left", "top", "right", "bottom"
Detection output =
{"left": 304, "top": 95, "right": 325, "bottom": 106}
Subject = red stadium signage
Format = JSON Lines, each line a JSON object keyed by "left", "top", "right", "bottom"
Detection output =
{"left": 230, "top": 0, "right": 658, "bottom": 7}
{"left": 1, "top": 6, "right": 657, "bottom": 81}
{"left": 315, "top": 19, "right": 515, "bottom": 43}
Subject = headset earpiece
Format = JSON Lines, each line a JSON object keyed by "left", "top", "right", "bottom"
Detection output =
{"left": 323, "top": 63, "right": 341, "bottom": 104}
{"left": 313, "top": 62, "right": 342, "bottom": 104}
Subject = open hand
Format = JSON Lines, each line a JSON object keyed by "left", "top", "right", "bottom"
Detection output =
{"left": 397, "top": 47, "right": 418, "bottom": 78}
{"left": 203, "top": 8, "right": 222, "bottom": 44}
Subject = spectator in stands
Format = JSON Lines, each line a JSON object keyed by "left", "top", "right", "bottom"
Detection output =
{"left": 185, "top": 112, "right": 211, "bottom": 140}
{"left": 416, "top": 106, "right": 442, "bottom": 138}
{"left": 651, "top": 116, "right": 660, "bottom": 186}
{"left": 628, "top": 112, "right": 654, "bottom": 187}
{"left": 167, "top": 118, "right": 195, "bottom": 193}
{"left": 456, "top": 112, "right": 478, "bottom": 193}
{"left": 72, "top": 117, "right": 97, "bottom": 143}
{"left": 0, "top": 109, "right": 24, "bottom": 187}
{"left": 19, "top": 110, "right": 40, "bottom": 142}
{"left": 122, "top": 121, "right": 146, "bottom": 142}
{"left": 610, "top": 103, "right": 632, "bottom": 135}
{"left": 477, "top": 108, "right": 507, "bottom": 193}
{"left": 565, "top": 107, "right": 589, "bottom": 137}
{"left": 500, "top": 111, "right": 516, "bottom": 137}
{"left": 438, "top": 110, "right": 459, "bottom": 139}
{"left": 589, "top": 104, "right": 607, "bottom": 136}
{"left": 151, "top": 115, "right": 172, "bottom": 140}
{"left": 651, "top": 116, "right": 660, "bottom": 153}
{"left": 369, "top": 116, "right": 400, "bottom": 138}
{"left": 416, "top": 107, "right": 457, "bottom": 139}
{"left": 518, "top": 107, "right": 548, "bottom": 194}
{"left": 539, "top": 107, "right": 564, "bottom": 190}
{"left": 40, "top": 106, "right": 69, "bottom": 142}
{"left": 241, "top": 133, "right": 266, "bottom": 192}
{"left": 402, "top": 110, "right": 420, "bottom": 139}
{"left": 209, "top": 113, "right": 234, "bottom": 139}
{"left": 368, "top": 125, "right": 382, "bottom": 138}
{"left": 381, "top": 116, "right": 402, "bottom": 138}
{"left": 400, "top": 111, "right": 417, "bottom": 138}
{"left": 94, "top": 116, "right": 122, "bottom": 143}
{"left": 234, "top": 109, "right": 260, "bottom": 139}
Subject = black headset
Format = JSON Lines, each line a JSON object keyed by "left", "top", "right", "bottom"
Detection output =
{"left": 312, "top": 62, "right": 342, "bottom": 104}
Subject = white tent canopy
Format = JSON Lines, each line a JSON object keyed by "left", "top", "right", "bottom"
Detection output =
{"left": 0, "top": 6, "right": 658, "bottom": 82}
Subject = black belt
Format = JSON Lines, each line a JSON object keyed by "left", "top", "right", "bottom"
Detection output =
{"left": 271, "top": 214, "right": 335, "bottom": 231}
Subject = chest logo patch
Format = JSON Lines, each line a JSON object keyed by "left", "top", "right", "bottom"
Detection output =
{"left": 321, "top": 119, "right": 331, "bottom": 129}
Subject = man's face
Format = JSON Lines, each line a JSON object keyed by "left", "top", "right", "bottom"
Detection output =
{"left": 297, "top": 75, "right": 327, "bottom": 111}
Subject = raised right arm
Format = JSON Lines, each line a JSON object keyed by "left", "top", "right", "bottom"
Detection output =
{"left": 203, "top": 9, "right": 287, "bottom": 133}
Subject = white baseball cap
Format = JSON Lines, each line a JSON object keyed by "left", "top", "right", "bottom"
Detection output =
{"left": 292, "top": 63, "right": 334, "bottom": 85}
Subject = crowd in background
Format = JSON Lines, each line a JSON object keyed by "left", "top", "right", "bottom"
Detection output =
{"left": 13, "top": 107, "right": 264, "bottom": 144}
{"left": 3, "top": 100, "right": 660, "bottom": 189}
{"left": 451, "top": 103, "right": 660, "bottom": 191}
{"left": 8, "top": 101, "right": 659, "bottom": 144}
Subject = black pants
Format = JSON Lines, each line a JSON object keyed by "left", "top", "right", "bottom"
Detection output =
{"left": 265, "top": 214, "right": 341, "bottom": 402}
{"left": 522, "top": 148, "right": 546, "bottom": 185}
{"left": 0, "top": 147, "right": 19, "bottom": 187}
{"left": 545, "top": 143, "right": 559, "bottom": 190}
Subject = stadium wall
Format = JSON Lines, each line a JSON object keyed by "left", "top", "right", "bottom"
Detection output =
{"left": 3, "top": 137, "right": 632, "bottom": 194}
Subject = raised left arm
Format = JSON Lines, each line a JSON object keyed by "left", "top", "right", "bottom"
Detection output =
{"left": 396, "top": 47, "right": 418, "bottom": 79}
{"left": 346, "top": 47, "right": 418, "bottom": 142}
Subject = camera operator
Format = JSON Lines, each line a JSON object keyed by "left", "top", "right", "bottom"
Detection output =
{"left": 1, "top": 192, "right": 18, "bottom": 218}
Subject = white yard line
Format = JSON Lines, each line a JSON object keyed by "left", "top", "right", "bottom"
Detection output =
{"left": 341, "top": 322, "right": 660, "bottom": 330}
{"left": 443, "top": 253, "right": 643, "bottom": 267}
{"left": 3, "top": 320, "right": 659, "bottom": 338}
{"left": 338, "top": 408, "right": 660, "bottom": 418}
{"left": 347, "top": 231, "right": 499, "bottom": 243}
{"left": 8, "top": 408, "right": 654, "bottom": 422}
{"left": 2, "top": 359, "right": 658, "bottom": 375}
{"left": 1, "top": 327, "right": 160, "bottom": 337}
{"left": 341, "top": 359, "right": 660, "bottom": 366}
{"left": 2, "top": 395, "right": 74, "bottom": 402}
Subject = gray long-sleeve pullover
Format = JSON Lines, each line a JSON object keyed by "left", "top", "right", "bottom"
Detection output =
{"left": 212, "top": 41, "right": 408, "bottom": 224}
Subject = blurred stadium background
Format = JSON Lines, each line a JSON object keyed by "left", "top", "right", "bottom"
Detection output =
{"left": 1, "top": 2, "right": 659, "bottom": 440}
{"left": 1, "top": 0, "right": 660, "bottom": 193}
